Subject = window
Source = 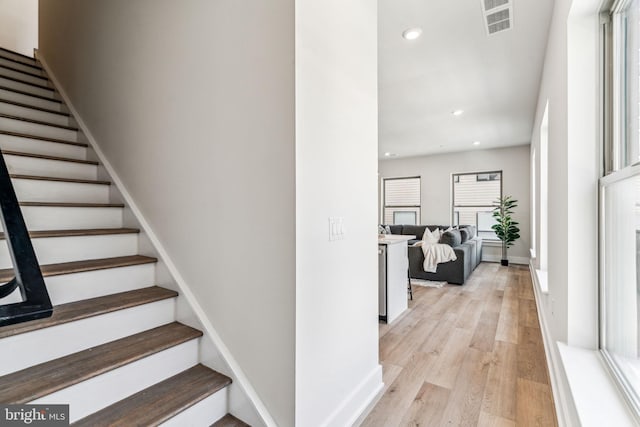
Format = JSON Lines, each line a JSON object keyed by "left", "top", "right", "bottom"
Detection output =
{"left": 452, "top": 171, "right": 502, "bottom": 239}
{"left": 540, "top": 102, "right": 549, "bottom": 271}
{"left": 601, "top": 0, "right": 640, "bottom": 413}
{"left": 383, "top": 177, "right": 420, "bottom": 225}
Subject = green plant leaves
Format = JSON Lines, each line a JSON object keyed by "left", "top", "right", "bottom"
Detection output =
{"left": 492, "top": 195, "right": 520, "bottom": 255}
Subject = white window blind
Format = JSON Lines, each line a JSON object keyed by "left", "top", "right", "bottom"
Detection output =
{"left": 452, "top": 171, "right": 502, "bottom": 238}
{"left": 383, "top": 177, "right": 421, "bottom": 225}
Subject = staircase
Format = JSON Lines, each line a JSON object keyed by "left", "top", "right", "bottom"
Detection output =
{"left": 0, "top": 46, "right": 248, "bottom": 426}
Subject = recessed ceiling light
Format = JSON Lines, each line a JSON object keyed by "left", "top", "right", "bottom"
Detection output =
{"left": 384, "top": 152, "right": 397, "bottom": 157}
{"left": 402, "top": 28, "right": 423, "bottom": 40}
{"left": 473, "top": 141, "right": 481, "bottom": 146}
{"left": 452, "top": 110, "right": 464, "bottom": 116}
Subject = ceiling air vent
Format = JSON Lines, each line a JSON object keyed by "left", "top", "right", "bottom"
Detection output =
{"left": 484, "top": 0, "right": 509, "bottom": 11}
{"left": 480, "top": 0, "right": 513, "bottom": 35}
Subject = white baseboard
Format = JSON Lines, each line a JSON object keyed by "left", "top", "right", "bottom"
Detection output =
{"left": 37, "top": 51, "right": 276, "bottom": 427}
{"left": 482, "top": 254, "right": 530, "bottom": 265}
{"left": 320, "top": 364, "right": 383, "bottom": 427}
{"left": 529, "top": 261, "right": 578, "bottom": 427}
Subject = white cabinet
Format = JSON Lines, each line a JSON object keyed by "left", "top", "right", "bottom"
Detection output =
{"left": 378, "top": 235, "right": 413, "bottom": 323}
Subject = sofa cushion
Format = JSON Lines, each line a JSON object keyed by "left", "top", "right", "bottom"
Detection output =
{"left": 388, "top": 225, "right": 403, "bottom": 235}
{"left": 459, "top": 228, "right": 470, "bottom": 243}
{"left": 440, "top": 229, "right": 462, "bottom": 247}
{"left": 402, "top": 225, "right": 427, "bottom": 238}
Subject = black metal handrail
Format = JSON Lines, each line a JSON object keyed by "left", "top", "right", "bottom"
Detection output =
{"left": 0, "top": 152, "right": 51, "bottom": 326}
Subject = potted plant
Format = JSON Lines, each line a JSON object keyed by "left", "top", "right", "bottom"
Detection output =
{"left": 492, "top": 195, "right": 520, "bottom": 266}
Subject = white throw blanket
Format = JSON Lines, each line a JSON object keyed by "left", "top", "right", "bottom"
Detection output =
{"left": 420, "top": 242, "right": 457, "bottom": 273}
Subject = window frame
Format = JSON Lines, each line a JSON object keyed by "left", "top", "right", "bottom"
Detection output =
{"left": 382, "top": 176, "right": 421, "bottom": 225}
{"left": 451, "top": 170, "right": 503, "bottom": 240}
{"left": 600, "top": 0, "right": 640, "bottom": 419}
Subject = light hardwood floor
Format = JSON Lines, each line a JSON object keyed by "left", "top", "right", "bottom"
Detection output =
{"left": 361, "top": 262, "right": 557, "bottom": 427}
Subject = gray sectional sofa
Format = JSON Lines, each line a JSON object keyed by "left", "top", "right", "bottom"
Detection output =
{"left": 386, "top": 224, "right": 482, "bottom": 285}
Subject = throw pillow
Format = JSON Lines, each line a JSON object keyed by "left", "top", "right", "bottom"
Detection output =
{"left": 440, "top": 229, "right": 462, "bottom": 247}
{"left": 459, "top": 228, "right": 469, "bottom": 243}
{"left": 422, "top": 227, "right": 439, "bottom": 245}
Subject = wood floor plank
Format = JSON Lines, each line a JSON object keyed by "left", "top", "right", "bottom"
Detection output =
{"left": 360, "top": 352, "right": 436, "bottom": 427}
{"left": 362, "top": 263, "right": 557, "bottom": 426}
{"left": 482, "top": 341, "right": 518, "bottom": 421}
{"left": 517, "top": 326, "right": 549, "bottom": 384}
{"left": 478, "top": 411, "right": 517, "bottom": 427}
{"left": 469, "top": 310, "right": 500, "bottom": 352}
{"left": 495, "top": 287, "right": 519, "bottom": 344}
{"left": 425, "top": 327, "right": 474, "bottom": 389}
{"left": 439, "top": 348, "right": 492, "bottom": 426}
{"left": 417, "top": 312, "right": 458, "bottom": 356}
{"left": 384, "top": 317, "right": 438, "bottom": 367}
{"left": 516, "top": 378, "right": 557, "bottom": 427}
{"left": 380, "top": 362, "right": 403, "bottom": 395}
{"left": 398, "top": 382, "right": 450, "bottom": 426}
{"left": 518, "top": 299, "right": 539, "bottom": 328}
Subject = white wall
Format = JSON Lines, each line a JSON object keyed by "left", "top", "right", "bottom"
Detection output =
{"left": 529, "top": 0, "right": 600, "bottom": 349}
{"left": 0, "top": 0, "right": 38, "bottom": 56}
{"left": 379, "top": 145, "right": 531, "bottom": 261}
{"left": 38, "top": 1, "right": 296, "bottom": 425}
{"left": 529, "top": 0, "right": 603, "bottom": 423}
{"left": 295, "top": 0, "right": 381, "bottom": 425}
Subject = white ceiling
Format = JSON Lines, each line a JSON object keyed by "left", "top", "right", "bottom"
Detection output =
{"left": 378, "top": 0, "right": 555, "bottom": 158}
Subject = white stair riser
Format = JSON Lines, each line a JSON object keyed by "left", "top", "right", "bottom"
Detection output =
{"left": 0, "top": 298, "right": 175, "bottom": 376}
{"left": 0, "top": 51, "right": 37, "bottom": 67}
{"left": 45, "top": 263, "right": 156, "bottom": 305}
{"left": 0, "top": 116, "right": 77, "bottom": 141}
{"left": 0, "top": 102, "right": 69, "bottom": 127}
{"left": 0, "top": 263, "right": 156, "bottom": 307}
{"left": 0, "top": 58, "right": 44, "bottom": 76}
{"left": 0, "top": 234, "right": 139, "bottom": 269}
{"left": 5, "top": 155, "right": 97, "bottom": 180}
{"left": 160, "top": 389, "right": 228, "bottom": 427}
{"left": 0, "top": 134, "right": 86, "bottom": 160}
{"left": 13, "top": 179, "right": 109, "bottom": 203}
{"left": 0, "top": 67, "right": 50, "bottom": 88}
{"left": 0, "top": 206, "right": 123, "bottom": 231}
{"left": 0, "top": 87, "right": 63, "bottom": 112}
{"left": 32, "top": 341, "right": 199, "bottom": 423}
{"left": 0, "top": 76, "right": 55, "bottom": 99}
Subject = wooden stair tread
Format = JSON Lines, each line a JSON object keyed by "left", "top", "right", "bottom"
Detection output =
{"left": 0, "top": 55, "right": 42, "bottom": 72}
{"left": 73, "top": 364, "right": 231, "bottom": 427}
{"left": 0, "top": 130, "right": 86, "bottom": 147}
{"left": 10, "top": 174, "right": 109, "bottom": 185}
{"left": 0, "top": 113, "right": 77, "bottom": 131}
{"left": 0, "top": 63, "right": 47, "bottom": 81}
{"left": 0, "top": 84, "right": 61, "bottom": 103}
{"left": 0, "top": 73, "right": 52, "bottom": 91}
{"left": 19, "top": 201, "right": 124, "bottom": 208}
{"left": 0, "top": 228, "right": 140, "bottom": 240}
{"left": 0, "top": 47, "right": 38, "bottom": 63}
{"left": 0, "top": 285, "right": 171, "bottom": 339}
{"left": 0, "top": 322, "right": 201, "bottom": 403}
{"left": 0, "top": 98, "right": 68, "bottom": 116}
{"left": 0, "top": 254, "right": 157, "bottom": 283}
{"left": 212, "top": 414, "right": 251, "bottom": 427}
{"left": 4, "top": 150, "right": 96, "bottom": 164}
